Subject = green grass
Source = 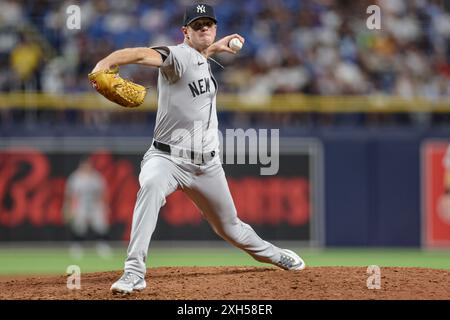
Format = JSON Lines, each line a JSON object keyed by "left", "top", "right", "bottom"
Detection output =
{"left": 0, "top": 246, "right": 449, "bottom": 275}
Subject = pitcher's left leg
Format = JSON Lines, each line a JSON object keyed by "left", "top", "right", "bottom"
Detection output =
{"left": 184, "top": 160, "right": 304, "bottom": 270}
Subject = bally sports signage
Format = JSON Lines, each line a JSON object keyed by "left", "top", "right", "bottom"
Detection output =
{"left": 0, "top": 137, "right": 324, "bottom": 245}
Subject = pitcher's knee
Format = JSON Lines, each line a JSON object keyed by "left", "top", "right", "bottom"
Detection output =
{"left": 216, "top": 218, "right": 250, "bottom": 243}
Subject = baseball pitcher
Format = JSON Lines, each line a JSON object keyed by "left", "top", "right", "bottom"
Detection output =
{"left": 90, "top": 3, "right": 305, "bottom": 294}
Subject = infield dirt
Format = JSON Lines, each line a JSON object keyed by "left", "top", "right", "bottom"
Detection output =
{"left": 0, "top": 266, "right": 448, "bottom": 300}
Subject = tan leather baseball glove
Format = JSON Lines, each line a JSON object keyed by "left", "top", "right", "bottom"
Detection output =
{"left": 88, "top": 66, "right": 147, "bottom": 108}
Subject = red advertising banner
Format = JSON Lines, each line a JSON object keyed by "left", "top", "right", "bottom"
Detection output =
{"left": 423, "top": 141, "right": 450, "bottom": 248}
{"left": 0, "top": 138, "right": 323, "bottom": 243}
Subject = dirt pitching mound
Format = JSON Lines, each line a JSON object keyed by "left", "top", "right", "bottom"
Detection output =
{"left": 0, "top": 266, "right": 449, "bottom": 300}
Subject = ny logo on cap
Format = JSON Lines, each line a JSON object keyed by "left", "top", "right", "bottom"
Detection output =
{"left": 197, "top": 5, "right": 206, "bottom": 13}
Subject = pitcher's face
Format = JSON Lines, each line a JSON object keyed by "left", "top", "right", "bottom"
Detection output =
{"left": 184, "top": 18, "right": 217, "bottom": 50}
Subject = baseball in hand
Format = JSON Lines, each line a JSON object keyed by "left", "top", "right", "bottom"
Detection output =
{"left": 229, "top": 38, "right": 243, "bottom": 51}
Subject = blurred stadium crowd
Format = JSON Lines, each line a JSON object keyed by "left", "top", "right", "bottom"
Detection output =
{"left": 1, "top": 0, "right": 449, "bottom": 97}
{"left": 0, "top": 0, "right": 450, "bottom": 129}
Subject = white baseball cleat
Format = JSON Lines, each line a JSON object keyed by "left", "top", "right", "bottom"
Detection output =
{"left": 275, "top": 249, "right": 306, "bottom": 270}
{"left": 110, "top": 272, "right": 146, "bottom": 294}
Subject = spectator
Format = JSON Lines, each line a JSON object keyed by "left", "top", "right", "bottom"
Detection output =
{"left": 10, "top": 34, "right": 43, "bottom": 91}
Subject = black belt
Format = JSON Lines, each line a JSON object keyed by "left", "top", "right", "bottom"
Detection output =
{"left": 153, "top": 141, "right": 216, "bottom": 164}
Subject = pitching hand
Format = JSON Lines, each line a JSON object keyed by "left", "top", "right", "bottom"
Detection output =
{"left": 207, "top": 34, "right": 245, "bottom": 56}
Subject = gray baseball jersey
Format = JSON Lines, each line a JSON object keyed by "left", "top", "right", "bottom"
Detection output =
{"left": 152, "top": 44, "right": 219, "bottom": 153}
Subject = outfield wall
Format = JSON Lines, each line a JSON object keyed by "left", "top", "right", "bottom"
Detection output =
{"left": 1, "top": 125, "right": 450, "bottom": 248}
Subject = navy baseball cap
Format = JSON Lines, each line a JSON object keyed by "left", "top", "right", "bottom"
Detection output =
{"left": 183, "top": 3, "right": 217, "bottom": 26}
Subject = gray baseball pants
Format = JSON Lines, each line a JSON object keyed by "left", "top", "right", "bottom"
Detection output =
{"left": 124, "top": 145, "right": 281, "bottom": 278}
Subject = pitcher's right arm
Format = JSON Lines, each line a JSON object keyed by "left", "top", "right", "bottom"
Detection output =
{"left": 91, "top": 48, "right": 164, "bottom": 73}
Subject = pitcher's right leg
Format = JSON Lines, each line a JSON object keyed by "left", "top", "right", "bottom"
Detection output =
{"left": 125, "top": 155, "right": 181, "bottom": 277}
{"left": 111, "top": 155, "right": 181, "bottom": 294}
